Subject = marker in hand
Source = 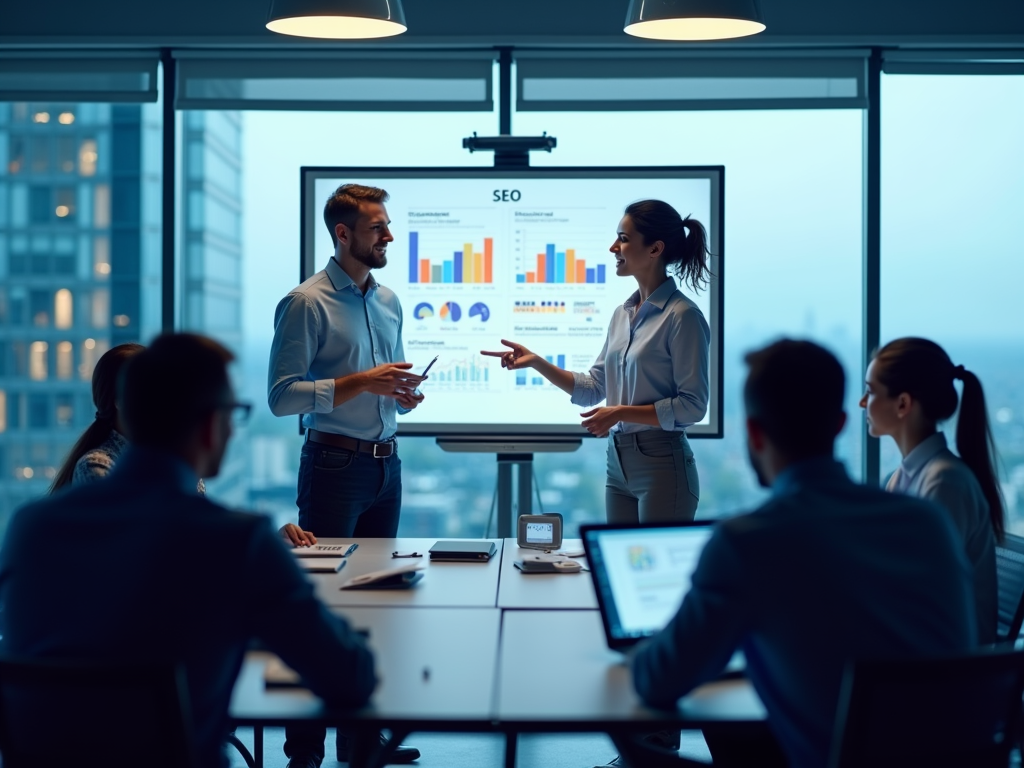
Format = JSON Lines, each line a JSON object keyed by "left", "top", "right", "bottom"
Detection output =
{"left": 420, "top": 355, "right": 439, "bottom": 378}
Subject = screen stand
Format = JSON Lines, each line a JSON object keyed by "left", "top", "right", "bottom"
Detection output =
{"left": 496, "top": 453, "right": 533, "bottom": 539}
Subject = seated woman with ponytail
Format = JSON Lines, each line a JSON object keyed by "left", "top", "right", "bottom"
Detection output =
{"left": 861, "top": 337, "right": 1004, "bottom": 643}
{"left": 50, "top": 343, "right": 316, "bottom": 548}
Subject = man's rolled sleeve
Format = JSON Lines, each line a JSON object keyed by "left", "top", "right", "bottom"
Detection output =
{"left": 268, "top": 293, "right": 332, "bottom": 417}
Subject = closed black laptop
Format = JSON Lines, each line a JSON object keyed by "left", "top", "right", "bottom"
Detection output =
{"left": 428, "top": 540, "right": 497, "bottom": 562}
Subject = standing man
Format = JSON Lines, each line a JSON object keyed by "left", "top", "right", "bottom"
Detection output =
{"left": 268, "top": 184, "right": 424, "bottom": 767}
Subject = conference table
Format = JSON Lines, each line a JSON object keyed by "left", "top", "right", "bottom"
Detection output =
{"left": 229, "top": 538, "right": 765, "bottom": 768}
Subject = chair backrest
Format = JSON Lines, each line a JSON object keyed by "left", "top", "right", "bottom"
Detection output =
{"left": 0, "top": 657, "right": 198, "bottom": 768}
{"left": 828, "top": 649, "right": 1024, "bottom": 768}
{"left": 996, "top": 532, "right": 1024, "bottom": 643}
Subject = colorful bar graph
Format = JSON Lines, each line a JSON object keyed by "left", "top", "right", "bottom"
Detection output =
{"left": 409, "top": 233, "right": 493, "bottom": 284}
{"left": 520, "top": 243, "right": 605, "bottom": 284}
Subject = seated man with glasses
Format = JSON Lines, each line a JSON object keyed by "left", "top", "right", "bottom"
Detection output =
{"left": 0, "top": 333, "right": 377, "bottom": 768}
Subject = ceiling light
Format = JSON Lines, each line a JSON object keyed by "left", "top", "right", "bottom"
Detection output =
{"left": 266, "top": 0, "right": 407, "bottom": 39}
{"left": 624, "top": 0, "right": 766, "bottom": 41}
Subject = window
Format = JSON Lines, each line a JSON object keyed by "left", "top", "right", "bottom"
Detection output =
{"left": 55, "top": 340, "right": 73, "bottom": 379}
{"left": 54, "top": 288, "right": 73, "bottom": 328}
{"left": 513, "top": 108, "right": 864, "bottom": 527}
{"left": 27, "top": 393, "right": 48, "bottom": 429}
{"left": 29, "top": 341, "right": 47, "bottom": 380}
{"left": 880, "top": 74, "right": 1024, "bottom": 531}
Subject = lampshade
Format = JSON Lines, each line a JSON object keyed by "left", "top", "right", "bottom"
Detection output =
{"left": 624, "top": 0, "right": 765, "bottom": 41}
{"left": 266, "top": 0, "right": 407, "bottom": 39}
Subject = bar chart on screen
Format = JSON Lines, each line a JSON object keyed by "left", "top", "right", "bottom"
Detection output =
{"left": 408, "top": 231, "right": 495, "bottom": 284}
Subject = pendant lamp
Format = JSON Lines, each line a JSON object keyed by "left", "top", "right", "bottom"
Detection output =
{"left": 624, "top": 0, "right": 765, "bottom": 41}
{"left": 266, "top": 0, "right": 407, "bottom": 39}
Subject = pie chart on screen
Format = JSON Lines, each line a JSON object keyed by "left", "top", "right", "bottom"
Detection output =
{"left": 440, "top": 302, "right": 462, "bottom": 322}
{"left": 413, "top": 302, "right": 434, "bottom": 319}
{"left": 468, "top": 302, "right": 490, "bottom": 322}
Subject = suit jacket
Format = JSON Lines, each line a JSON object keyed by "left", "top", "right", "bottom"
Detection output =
{"left": 631, "top": 458, "right": 976, "bottom": 768}
{"left": 0, "top": 446, "right": 376, "bottom": 768}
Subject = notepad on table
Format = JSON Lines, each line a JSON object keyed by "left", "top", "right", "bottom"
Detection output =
{"left": 290, "top": 543, "right": 358, "bottom": 558}
{"left": 298, "top": 558, "right": 347, "bottom": 574}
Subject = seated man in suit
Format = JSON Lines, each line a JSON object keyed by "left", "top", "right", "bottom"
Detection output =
{"left": 0, "top": 333, "right": 377, "bottom": 768}
{"left": 630, "top": 339, "right": 977, "bottom": 768}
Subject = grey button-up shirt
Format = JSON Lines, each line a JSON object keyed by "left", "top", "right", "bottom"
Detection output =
{"left": 570, "top": 278, "right": 710, "bottom": 433}
{"left": 268, "top": 258, "right": 406, "bottom": 441}
{"left": 888, "top": 432, "right": 997, "bottom": 643}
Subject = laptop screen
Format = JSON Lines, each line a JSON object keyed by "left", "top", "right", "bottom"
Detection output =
{"left": 582, "top": 523, "right": 714, "bottom": 648}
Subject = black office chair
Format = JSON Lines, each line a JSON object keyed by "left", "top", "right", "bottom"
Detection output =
{"left": 996, "top": 532, "right": 1024, "bottom": 644}
{"left": 0, "top": 657, "right": 199, "bottom": 768}
{"left": 827, "top": 648, "right": 1024, "bottom": 768}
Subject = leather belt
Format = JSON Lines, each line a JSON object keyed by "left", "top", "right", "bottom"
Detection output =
{"left": 307, "top": 429, "right": 395, "bottom": 458}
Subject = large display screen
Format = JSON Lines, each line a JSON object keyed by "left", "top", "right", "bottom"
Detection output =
{"left": 300, "top": 167, "right": 723, "bottom": 438}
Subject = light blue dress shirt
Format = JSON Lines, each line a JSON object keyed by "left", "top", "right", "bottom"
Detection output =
{"left": 887, "top": 432, "right": 997, "bottom": 643}
{"left": 570, "top": 278, "right": 710, "bottom": 433}
{"left": 268, "top": 258, "right": 406, "bottom": 441}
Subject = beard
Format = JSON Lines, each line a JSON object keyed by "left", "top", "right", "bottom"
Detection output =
{"left": 746, "top": 441, "right": 770, "bottom": 488}
{"left": 350, "top": 237, "right": 387, "bottom": 269}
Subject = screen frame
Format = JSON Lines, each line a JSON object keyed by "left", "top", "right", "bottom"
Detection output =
{"left": 300, "top": 165, "right": 724, "bottom": 440}
{"left": 580, "top": 520, "right": 716, "bottom": 652}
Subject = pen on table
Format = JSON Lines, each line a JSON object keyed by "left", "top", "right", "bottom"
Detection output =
{"left": 344, "top": 543, "right": 359, "bottom": 557}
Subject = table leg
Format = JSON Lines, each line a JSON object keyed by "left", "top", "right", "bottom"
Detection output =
{"left": 253, "top": 726, "right": 263, "bottom": 768}
{"left": 504, "top": 732, "right": 517, "bottom": 768}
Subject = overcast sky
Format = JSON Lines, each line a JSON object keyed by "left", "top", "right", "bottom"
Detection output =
{"left": 241, "top": 75, "right": 1024, "bottom": 351}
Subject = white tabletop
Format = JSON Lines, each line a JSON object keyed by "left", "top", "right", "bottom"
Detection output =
{"left": 496, "top": 610, "right": 765, "bottom": 725}
{"left": 231, "top": 607, "right": 501, "bottom": 724}
{"left": 296, "top": 538, "right": 503, "bottom": 609}
{"left": 497, "top": 538, "right": 597, "bottom": 610}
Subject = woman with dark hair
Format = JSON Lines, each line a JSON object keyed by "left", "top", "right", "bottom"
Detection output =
{"left": 51, "top": 342, "right": 315, "bottom": 547}
{"left": 862, "top": 337, "right": 1004, "bottom": 643}
{"left": 483, "top": 200, "right": 712, "bottom": 522}
{"left": 50, "top": 343, "right": 145, "bottom": 491}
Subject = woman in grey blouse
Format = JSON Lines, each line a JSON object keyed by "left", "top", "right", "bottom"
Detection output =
{"left": 483, "top": 200, "right": 712, "bottom": 523}
{"left": 861, "top": 337, "right": 1004, "bottom": 643}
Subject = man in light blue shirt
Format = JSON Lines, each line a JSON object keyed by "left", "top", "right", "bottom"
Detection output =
{"left": 267, "top": 183, "right": 424, "bottom": 768}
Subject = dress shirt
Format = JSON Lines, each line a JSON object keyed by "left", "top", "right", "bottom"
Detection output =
{"left": 570, "top": 278, "right": 709, "bottom": 433}
{"left": 631, "top": 457, "right": 975, "bottom": 768}
{"left": 887, "top": 432, "right": 997, "bottom": 643}
{"left": 0, "top": 445, "right": 376, "bottom": 768}
{"left": 268, "top": 258, "right": 407, "bottom": 441}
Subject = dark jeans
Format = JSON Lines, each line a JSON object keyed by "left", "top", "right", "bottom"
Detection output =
{"left": 286, "top": 437, "right": 402, "bottom": 761}
{"left": 296, "top": 437, "right": 402, "bottom": 537}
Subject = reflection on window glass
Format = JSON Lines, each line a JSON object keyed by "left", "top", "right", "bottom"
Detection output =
{"left": 29, "top": 341, "right": 48, "bottom": 381}
{"left": 56, "top": 341, "right": 73, "bottom": 380}
{"left": 79, "top": 138, "right": 98, "bottom": 176}
{"left": 93, "top": 236, "right": 110, "bottom": 278}
{"left": 55, "top": 393, "right": 74, "bottom": 427}
{"left": 91, "top": 289, "right": 109, "bottom": 328}
{"left": 54, "top": 288, "right": 73, "bottom": 328}
{"left": 55, "top": 187, "right": 75, "bottom": 221}
{"left": 93, "top": 184, "right": 110, "bottom": 228}
{"left": 881, "top": 74, "right": 1024, "bottom": 531}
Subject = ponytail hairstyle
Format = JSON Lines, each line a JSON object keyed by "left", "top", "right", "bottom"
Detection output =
{"left": 624, "top": 200, "right": 713, "bottom": 293}
{"left": 49, "top": 342, "right": 145, "bottom": 493}
{"left": 872, "top": 337, "right": 1005, "bottom": 541}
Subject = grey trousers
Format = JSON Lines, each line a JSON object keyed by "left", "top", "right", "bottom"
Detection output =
{"left": 605, "top": 430, "right": 700, "bottom": 523}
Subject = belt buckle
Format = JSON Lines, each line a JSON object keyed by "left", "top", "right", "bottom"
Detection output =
{"left": 373, "top": 442, "right": 390, "bottom": 458}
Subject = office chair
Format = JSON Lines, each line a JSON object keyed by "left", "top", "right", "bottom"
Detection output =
{"left": 996, "top": 532, "right": 1024, "bottom": 644}
{"left": 827, "top": 648, "right": 1024, "bottom": 768}
{"left": 0, "top": 657, "right": 199, "bottom": 768}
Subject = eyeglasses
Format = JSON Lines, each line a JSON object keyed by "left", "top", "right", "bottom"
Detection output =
{"left": 218, "top": 401, "right": 252, "bottom": 427}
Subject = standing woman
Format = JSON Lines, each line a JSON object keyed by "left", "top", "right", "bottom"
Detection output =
{"left": 50, "top": 343, "right": 145, "bottom": 491}
{"left": 861, "top": 337, "right": 1004, "bottom": 643}
{"left": 483, "top": 200, "right": 711, "bottom": 522}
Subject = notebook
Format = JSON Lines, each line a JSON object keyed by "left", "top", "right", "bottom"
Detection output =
{"left": 340, "top": 562, "right": 425, "bottom": 590}
{"left": 290, "top": 543, "right": 358, "bottom": 558}
{"left": 298, "top": 558, "right": 347, "bottom": 574}
{"left": 428, "top": 540, "right": 497, "bottom": 562}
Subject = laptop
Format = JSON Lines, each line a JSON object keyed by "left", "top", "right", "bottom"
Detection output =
{"left": 581, "top": 521, "right": 715, "bottom": 651}
{"left": 581, "top": 522, "right": 747, "bottom": 677}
